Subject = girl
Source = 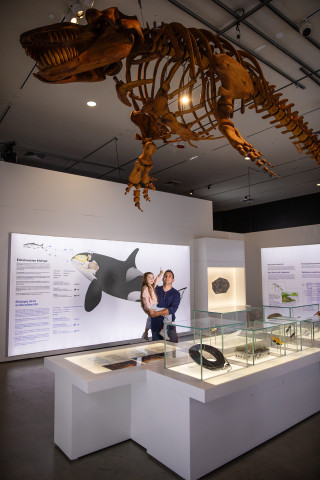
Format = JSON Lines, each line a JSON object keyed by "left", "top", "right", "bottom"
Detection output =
{"left": 141, "top": 269, "right": 170, "bottom": 341}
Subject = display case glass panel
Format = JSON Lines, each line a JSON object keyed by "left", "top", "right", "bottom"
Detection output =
{"left": 288, "top": 304, "right": 319, "bottom": 319}
{"left": 263, "top": 305, "right": 291, "bottom": 320}
{"left": 65, "top": 342, "right": 176, "bottom": 374}
{"left": 241, "top": 321, "right": 290, "bottom": 366}
{"left": 164, "top": 320, "right": 246, "bottom": 381}
{"left": 194, "top": 306, "right": 264, "bottom": 326}
{"left": 265, "top": 318, "right": 299, "bottom": 355}
{"left": 300, "top": 317, "right": 320, "bottom": 349}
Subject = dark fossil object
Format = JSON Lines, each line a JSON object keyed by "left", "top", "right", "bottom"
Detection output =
{"left": 267, "top": 313, "right": 282, "bottom": 319}
{"left": 212, "top": 277, "right": 230, "bottom": 294}
{"left": 189, "top": 344, "right": 230, "bottom": 370}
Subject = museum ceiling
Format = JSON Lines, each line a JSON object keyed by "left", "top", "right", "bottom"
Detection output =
{"left": 1, "top": 0, "right": 319, "bottom": 212}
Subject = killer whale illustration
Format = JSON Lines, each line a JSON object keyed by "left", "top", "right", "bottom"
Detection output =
{"left": 72, "top": 248, "right": 143, "bottom": 312}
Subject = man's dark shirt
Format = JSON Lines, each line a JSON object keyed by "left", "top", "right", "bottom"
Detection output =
{"left": 152, "top": 285, "right": 180, "bottom": 332}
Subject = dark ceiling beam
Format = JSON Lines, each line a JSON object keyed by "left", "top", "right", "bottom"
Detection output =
{"left": 167, "top": 0, "right": 305, "bottom": 88}
{"left": 217, "top": 0, "right": 272, "bottom": 35}
{"left": 300, "top": 67, "right": 320, "bottom": 86}
{"left": 210, "top": 0, "right": 320, "bottom": 79}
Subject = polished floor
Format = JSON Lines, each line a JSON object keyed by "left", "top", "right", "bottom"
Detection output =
{"left": 0, "top": 357, "right": 319, "bottom": 480}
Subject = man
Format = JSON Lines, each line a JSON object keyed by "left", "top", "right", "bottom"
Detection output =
{"left": 149, "top": 269, "right": 180, "bottom": 342}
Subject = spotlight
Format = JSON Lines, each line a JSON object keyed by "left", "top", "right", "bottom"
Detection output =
{"left": 245, "top": 155, "right": 250, "bottom": 160}
{"left": 189, "top": 190, "right": 193, "bottom": 196}
{"left": 72, "top": 3, "right": 84, "bottom": 18}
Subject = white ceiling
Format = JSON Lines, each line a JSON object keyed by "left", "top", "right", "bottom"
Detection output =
{"left": 1, "top": 0, "right": 320, "bottom": 212}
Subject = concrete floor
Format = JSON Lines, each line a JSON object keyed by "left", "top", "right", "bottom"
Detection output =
{"left": 0, "top": 358, "right": 319, "bottom": 480}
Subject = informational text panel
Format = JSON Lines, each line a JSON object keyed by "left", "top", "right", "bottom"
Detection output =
{"left": 261, "top": 244, "right": 320, "bottom": 316}
{"left": 8, "top": 233, "right": 190, "bottom": 356}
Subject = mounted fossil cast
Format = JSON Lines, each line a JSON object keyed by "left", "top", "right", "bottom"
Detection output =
{"left": 20, "top": 6, "right": 320, "bottom": 210}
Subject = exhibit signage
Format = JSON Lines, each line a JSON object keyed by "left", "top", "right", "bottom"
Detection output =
{"left": 8, "top": 233, "right": 190, "bottom": 356}
{"left": 261, "top": 244, "right": 320, "bottom": 313}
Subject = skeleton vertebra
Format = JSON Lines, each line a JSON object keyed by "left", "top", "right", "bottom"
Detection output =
{"left": 20, "top": 6, "right": 320, "bottom": 210}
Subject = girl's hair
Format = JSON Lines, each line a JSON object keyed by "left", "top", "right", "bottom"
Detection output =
{"left": 140, "top": 272, "right": 158, "bottom": 310}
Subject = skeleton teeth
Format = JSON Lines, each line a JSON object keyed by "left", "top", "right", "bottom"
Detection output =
{"left": 40, "top": 55, "right": 48, "bottom": 66}
{"left": 61, "top": 48, "right": 68, "bottom": 62}
{"left": 48, "top": 50, "right": 56, "bottom": 64}
{"left": 66, "top": 47, "right": 73, "bottom": 59}
{"left": 53, "top": 49, "right": 61, "bottom": 64}
{"left": 44, "top": 53, "right": 51, "bottom": 65}
{"left": 57, "top": 48, "right": 65, "bottom": 62}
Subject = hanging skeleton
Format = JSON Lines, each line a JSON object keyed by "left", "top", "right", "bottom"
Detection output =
{"left": 20, "top": 6, "right": 320, "bottom": 210}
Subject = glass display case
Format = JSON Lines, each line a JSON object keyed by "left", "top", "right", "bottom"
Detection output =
{"left": 265, "top": 317, "right": 299, "bottom": 354}
{"left": 240, "top": 320, "right": 298, "bottom": 366}
{"left": 193, "top": 306, "right": 264, "bottom": 326}
{"left": 289, "top": 303, "right": 319, "bottom": 319}
{"left": 164, "top": 319, "right": 247, "bottom": 381}
{"left": 263, "top": 305, "right": 291, "bottom": 320}
{"left": 65, "top": 342, "right": 176, "bottom": 374}
{"left": 263, "top": 303, "right": 319, "bottom": 320}
{"left": 299, "top": 317, "right": 320, "bottom": 349}
{"left": 164, "top": 315, "right": 304, "bottom": 380}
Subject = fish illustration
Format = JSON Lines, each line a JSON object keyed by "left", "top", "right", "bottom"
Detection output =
{"left": 23, "top": 242, "right": 44, "bottom": 249}
{"left": 72, "top": 249, "right": 143, "bottom": 312}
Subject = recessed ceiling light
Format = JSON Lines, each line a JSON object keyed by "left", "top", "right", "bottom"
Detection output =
{"left": 317, "top": 183, "right": 320, "bottom": 186}
{"left": 87, "top": 101, "right": 96, "bottom": 107}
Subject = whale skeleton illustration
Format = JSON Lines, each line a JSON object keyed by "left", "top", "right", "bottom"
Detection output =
{"left": 20, "top": 5, "right": 320, "bottom": 210}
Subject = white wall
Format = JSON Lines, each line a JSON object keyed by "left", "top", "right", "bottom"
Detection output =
{"left": 244, "top": 224, "right": 320, "bottom": 307}
{"left": 0, "top": 162, "right": 242, "bottom": 362}
{"left": 194, "top": 238, "right": 246, "bottom": 310}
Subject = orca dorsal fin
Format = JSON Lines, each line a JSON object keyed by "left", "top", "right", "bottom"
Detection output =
{"left": 125, "top": 248, "right": 139, "bottom": 268}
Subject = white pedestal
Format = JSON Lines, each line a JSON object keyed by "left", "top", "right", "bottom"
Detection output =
{"left": 45, "top": 348, "right": 320, "bottom": 479}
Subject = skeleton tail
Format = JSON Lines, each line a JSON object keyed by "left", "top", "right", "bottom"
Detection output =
{"left": 240, "top": 50, "right": 320, "bottom": 165}
{"left": 253, "top": 89, "right": 320, "bottom": 164}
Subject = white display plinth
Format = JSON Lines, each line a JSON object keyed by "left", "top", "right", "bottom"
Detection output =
{"left": 45, "top": 344, "right": 320, "bottom": 480}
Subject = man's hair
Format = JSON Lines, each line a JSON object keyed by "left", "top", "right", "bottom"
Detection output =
{"left": 164, "top": 269, "right": 174, "bottom": 279}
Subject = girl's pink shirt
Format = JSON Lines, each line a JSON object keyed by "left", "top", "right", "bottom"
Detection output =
{"left": 141, "top": 275, "right": 160, "bottom": 310}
